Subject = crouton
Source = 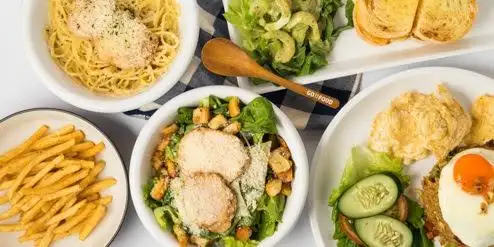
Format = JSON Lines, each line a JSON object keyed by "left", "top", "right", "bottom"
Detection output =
{"left": 162, "top": 123, "right": 179, "bottom": 136}
{"left": 173, "top": 224, "right": 189, "bottom": 247}
{"left": 150, "top": 177, "right": 169, "bottom": 200}
{"left": 266, "top": 179, "right": 282, "bottom": 197}
{"left": 228, "top": 97, "right": 241, "bottom": 117}
{"left": 277, "top": 168, "right": 294, "bottom": 183}
{"left": 193, "top": 107, "right": 211, "bottom": 125}
{"left": 235, "top": 226, "right": 252, "bottom": 241}
{"left": 223, "top": 122, "right": 241, "bottom": 135}
{"left": 208, "top": 114, "right": 228, "bottom": 130}
{"left": 269, "top": 148, "right": 292, "bottom": 173}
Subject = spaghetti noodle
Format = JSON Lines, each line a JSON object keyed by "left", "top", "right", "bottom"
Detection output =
{"left": 46, "top": 0, "right": 180, "bottom": 95}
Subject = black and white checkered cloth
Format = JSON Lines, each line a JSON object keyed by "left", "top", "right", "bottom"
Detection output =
{"left": 124, "top": 0, "right": 361, "bottom": 130}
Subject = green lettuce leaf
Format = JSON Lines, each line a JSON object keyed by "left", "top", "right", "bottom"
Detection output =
{"left": 176, "top": 107, "right": 194, "bottom": 125}
{"left": 253, "top": 193, "right": 286, "bottom": 240}
{"left": 222, "top": 236, "right": 259, "bottom": 247}
{"left": 153, "top": 206, "right": 180, "bottom": 230}
{"left": 235, "top": 97, "right": 277, "bottom": 143}
{"left": 328, "top": 146, "right": 410, "bottom": 206}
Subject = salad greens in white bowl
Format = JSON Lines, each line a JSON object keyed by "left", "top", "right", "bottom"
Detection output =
{"left": 129, "top": 86, "right": 308, "bottom": 247}
{"left": 223, "top": 0, "right": 354, "bottom": 93}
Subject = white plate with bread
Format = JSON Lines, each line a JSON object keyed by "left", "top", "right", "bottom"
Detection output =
{"left": 0, "top": 109, "right": 128, "bottom": 247}
{"left": 223, "top": 0, "right": 493, "bottom": 94}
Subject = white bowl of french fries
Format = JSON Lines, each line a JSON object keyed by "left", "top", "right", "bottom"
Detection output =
{"left": 0, "top": 109, "right": 128, "bottom": 247}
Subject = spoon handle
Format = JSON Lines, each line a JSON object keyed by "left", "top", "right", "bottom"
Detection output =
{"left": 257, "top": 69, "right": 340, "bottom": 109}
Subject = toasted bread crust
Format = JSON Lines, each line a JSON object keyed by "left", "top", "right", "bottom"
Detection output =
{"left": 356, "top": 0, "right": 420, "bottom": 40}
{"left": 354, "top": 0, "right": 478, "bottom": 45}
{"left": 353, "top": 3, "right": 391, "bottom": 46}
{"left": 412, "top": 0, "right": 477, "bottom": 43}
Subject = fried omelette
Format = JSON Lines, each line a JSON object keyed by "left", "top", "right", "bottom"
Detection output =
{"left": 369, "top": 84, "right": 471, "bottom": 164}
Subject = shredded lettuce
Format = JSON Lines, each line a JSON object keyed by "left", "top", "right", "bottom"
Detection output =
{"left": 328, "top": 146, "right": 410, "bottom": 206}
{"left": 222, "top": 236, "right": 259, "bottom": 247}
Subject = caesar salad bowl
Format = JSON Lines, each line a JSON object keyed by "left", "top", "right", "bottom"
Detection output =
{"left": 129, "top": 86, "right": 309, "bottom": 247}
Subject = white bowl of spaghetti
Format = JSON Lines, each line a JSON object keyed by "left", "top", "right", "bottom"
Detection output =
{"left": 22, "top": 0, "right": 199, "bottom": 113}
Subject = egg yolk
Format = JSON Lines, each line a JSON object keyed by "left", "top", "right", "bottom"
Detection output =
{"left": 454, "top": 154, "right": 494, "bottom": 195}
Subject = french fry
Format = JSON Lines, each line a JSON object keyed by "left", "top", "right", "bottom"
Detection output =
{"left": 54, "top": 203, "right": 96, "bottom": 234}
{"left": 0, "top": 206, "right": 21, "bottom": 220}
{"left": 0, "top": 125, "right": 48, "bottom": 164}
{"left": 84, "top": 193, "right": 100, "bottom": 202}
{"left": 38, "top": 224, "right": 56, "bottom": 247}
{"left": 22, "top": 169, "right": 88, "bottom": 195}
{"left": 20, "top": 196, "right": 41, "bottom": 212}
{"left": 21, "top": 200, "right": 46, "bottom": 224}
{"left": 79, "top": 161, "right": 105, "bottom": 189}
{"left": 94, "top": 196, "right": 113, "bottom": 205}
{"left": 20, "top": 155, "right": 63, "bottom": 191}
{"left": 27, "top": 197, "right": 70, "bottom": 235}
{"left": 0, "top": 223, "right": 24, "bottom": 232}
{"left": 62, "top": 196, "right": 78, "bottom": 212}
{"left": 41, "top": 124, "right": 74, "bottom": 140}
{"left": 36, "top": 164, "right": 81, "bottom": 188}
{"left": 79, "top": 178, "right": 116, "bottom": 198}
{"left": 18, "top": 232, "right": 44, "bottom": 243}
{"left": 65, "top": 152, "right": 79, "bottom": 158}
{"left": 55, "top": 159, "right": 94, "bottom": 169}
{"left": 44, "top": 185, "right": 81, "bottom": 201}
{"left": 8, "top": 139, "right": 75, "bottom": 199}
{"left": 0, "top": 174, "right": 38, "bottom": 190}
{"left": 69, "top": 141, "right": 95, "bottom": 153}
{"left": 79, "top": 204, "right": 106, "bottom": 240}
{"left": 47, "top": 200, "right": 87, "bottom": 226}
{"left": 53, "top": 230, "right": 72, "bottom": 241}
{"left": 78, "top": 142, "right": 105, "bottom": 159}
{"left": 31, "top": 130, "right": 84, "bottom": 151}
{"left": 0, "top": 195, "right": 8, "bottom": 205}
{"left": 41, "top": 201, "right": 54, "bottom": 213}
{"left": 0, "top": 152, "right": 38, "bottom": 179}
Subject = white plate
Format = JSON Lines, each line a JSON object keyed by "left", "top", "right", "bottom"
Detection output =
{"left": 0, "top": 109, "right": 128, "bottom": 247}
{"left": 308, "top": 67, "right": 494, "bottom": 247}
{"left": 222, "top": 0, "right": 494, "bottom": 94}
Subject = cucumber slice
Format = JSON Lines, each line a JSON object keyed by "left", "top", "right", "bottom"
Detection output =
{"left": 355, "top": 215, "right": 412, "bottom": 247}
{"left": 338, "top": 174, "right": 398, "bottom": 218}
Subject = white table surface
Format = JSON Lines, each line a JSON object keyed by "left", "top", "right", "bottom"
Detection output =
{"left": 4, "top": 1, "right": 494, "bottom": 246}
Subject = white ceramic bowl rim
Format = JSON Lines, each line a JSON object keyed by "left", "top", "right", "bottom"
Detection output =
{"left": 129, "top": 85, "right": 309, "bottom": 247}
{"left": 21, "top": 0, "right": 199, "bottom": 113}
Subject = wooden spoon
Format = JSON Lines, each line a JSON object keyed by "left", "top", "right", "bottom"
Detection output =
{"left": 201, "top": 38, "right": 340, "bottom": 109}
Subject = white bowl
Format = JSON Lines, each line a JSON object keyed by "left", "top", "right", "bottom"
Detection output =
{"left": 21, "top": 0, "right": 199, "bottom": 113}
{"left": 129, "top": 86, "right": 309, "bottom": 247}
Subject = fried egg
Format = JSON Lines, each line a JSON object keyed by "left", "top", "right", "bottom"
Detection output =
{"left": 439, "top": 148, "right": 494, "bottom": 247}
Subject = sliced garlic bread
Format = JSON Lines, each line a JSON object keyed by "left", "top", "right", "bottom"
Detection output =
{"left": 413, "top": 0, "right": 477, "bottom": 43}
{"left": 356, "top": 0, "right": 420, "bottom": 40}
{"left": 353, "top": 3, "right": 391, "bottom": 46}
